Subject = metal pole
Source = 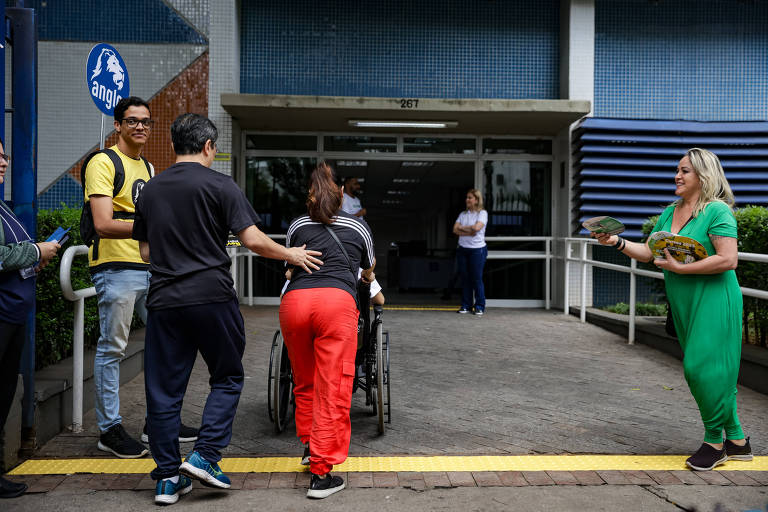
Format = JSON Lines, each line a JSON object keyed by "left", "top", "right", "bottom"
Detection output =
{"left": 72, "top": 298, "right": 84, "bottom": 432}
{"left": 563, "top": 240, "right": 570, "bottom": 315}
{"left": 628, "top": 258, "right": 637, "bottom": 345}
{"left": 580, "top": 240, "right": 587, "bottom": 323}
{"left": 99, "top": 113, "right": 104, "bottom": 150}
{"left": 8, "top": 6, "right": 37, "bottom": 433}
{"left": 545, "top": 238, "right": 551, "bottom": 310}
{"left": 247, "top": 252, "right": 253, "bottom": 306}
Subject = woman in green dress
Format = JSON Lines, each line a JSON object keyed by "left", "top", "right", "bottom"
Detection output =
{"left": 593, "top": 148, "right": 752, "bottom": 471}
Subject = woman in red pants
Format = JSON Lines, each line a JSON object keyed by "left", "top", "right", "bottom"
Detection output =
{"left": 280, "top": 162, "right": 375, "bottom": 499}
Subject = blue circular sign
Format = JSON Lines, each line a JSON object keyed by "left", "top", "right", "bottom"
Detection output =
{"left": 86, "top": 43, "right": 130, "bottom": 116}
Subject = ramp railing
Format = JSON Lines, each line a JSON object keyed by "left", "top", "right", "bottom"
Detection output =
{"left": 59, "top": 245, "right": 96, "bottom": 433}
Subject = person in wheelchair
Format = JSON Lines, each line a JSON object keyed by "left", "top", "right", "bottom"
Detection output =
{"left": 279, "top": 162, "right": 375, "bottom": 499}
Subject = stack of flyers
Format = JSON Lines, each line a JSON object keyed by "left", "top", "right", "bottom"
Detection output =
{"left": 647, "top": 231, "right": 708, "bottom": 263}
{"left": 581, "top": 216, "right": 625, "bottom": 236}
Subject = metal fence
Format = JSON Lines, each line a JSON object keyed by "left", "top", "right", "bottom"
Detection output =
{"left": 563, "top": 237, "right": 768, "bottom": 344}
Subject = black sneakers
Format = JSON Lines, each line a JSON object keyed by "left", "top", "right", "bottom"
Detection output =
{"left": 301, "top": 443, "right": 310, "bottom": 466}
{"left": 307, "top": 473, "right": 345, "bottom": 499}
{"left": 725, "top": 437, "right": 753, "bottom": 461}
{"left": 0, "top": 476, "right": 27, "bottom": 499}
{"left": 98, "top": 423, "right": 148, "bottom": 458}
{"left": 685, "top": 443, "right": 727, "bottom": 471}
{"left": 141, "top": 422, "right": 200, "bottom": 443}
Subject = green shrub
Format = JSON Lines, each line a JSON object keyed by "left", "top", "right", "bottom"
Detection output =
{"left": 35, "top": 207, "right": 99, "bottom": 369}
{"left": 733, "top": 206, "right": 768, "bottom": 347}
{"left": 601, "top": 302, "right": 667, "bottom": 316}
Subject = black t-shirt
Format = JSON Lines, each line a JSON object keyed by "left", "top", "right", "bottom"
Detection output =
{"left": 132, "top": 161, "right": 261, "bottom": 309}
{"left": 285, "top": 211, "right": 374, "bottom": 300}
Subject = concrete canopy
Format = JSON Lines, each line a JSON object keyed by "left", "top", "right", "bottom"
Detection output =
{"left": 221, "top": 94, "right": 590, "bottom": 135}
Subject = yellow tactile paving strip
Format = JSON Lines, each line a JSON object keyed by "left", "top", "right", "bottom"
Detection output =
{"left": 9, "top": 455, "right": 768, "bottom": 475}
{"left": 383, "top": 306, "right": 457, "bottom": 311}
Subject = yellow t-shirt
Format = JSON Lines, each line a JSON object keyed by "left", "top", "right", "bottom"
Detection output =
{"left": 83, "top": 145, "right": 153, "bottom": 269}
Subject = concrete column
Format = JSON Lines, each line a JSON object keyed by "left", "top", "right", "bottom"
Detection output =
{"left": 555, "top": 0, "right": 595, "bottom": 309}
{"left": 209, "top": 0, "right": 240, "bottom": 177}
{"left": 560, "top": 0, "right": 595, "bottom": 108}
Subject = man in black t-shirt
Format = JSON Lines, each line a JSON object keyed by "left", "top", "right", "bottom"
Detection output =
{"left": 133, "top": 113, "right": 322, "bottom": 505}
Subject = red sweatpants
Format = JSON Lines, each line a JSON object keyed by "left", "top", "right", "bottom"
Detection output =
{"left": 279, "top": 287, "right": 358, "bottom": 475}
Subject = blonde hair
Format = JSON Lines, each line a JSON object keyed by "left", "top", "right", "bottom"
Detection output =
{"left": 467, "top": 188, "right": 484, "bottom": 211}
{"left": 679, "top": 148, "right": 735, "bottom": 217}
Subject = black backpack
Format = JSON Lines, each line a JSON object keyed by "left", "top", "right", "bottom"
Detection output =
{"left": 79, "top": 148, "right": 152, "bottom": 260}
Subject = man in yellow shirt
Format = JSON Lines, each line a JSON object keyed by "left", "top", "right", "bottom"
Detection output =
{"left": 84, "top": 97, "right": 196, "bottom": 457}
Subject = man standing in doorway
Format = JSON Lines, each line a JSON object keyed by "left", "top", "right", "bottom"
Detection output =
{"left": 341, "top": 176, "right": 366, "bottom": 218}
{"left": 84, "top": 97, "right": 197, "bottom": 458}
{"left": 133, "top": 113, "right": 322, "bottom": 505}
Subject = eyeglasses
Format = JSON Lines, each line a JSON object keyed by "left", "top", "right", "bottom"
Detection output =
{"left": 121, "top": 118, "right": 155, "bottom": 129}
{"left": 0, "top": 153, "right": 10, "bottom": 164}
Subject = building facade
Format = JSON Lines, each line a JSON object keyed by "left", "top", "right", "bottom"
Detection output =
{"left": 11, "top": 0, "right": 768, "bottom": 307}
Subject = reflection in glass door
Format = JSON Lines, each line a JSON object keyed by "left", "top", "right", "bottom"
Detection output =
{"left": 482, "top": 160, "right": 551, "bottom": 301}
{"left": 244, "top": 157, "right": 316, "bottom": 296}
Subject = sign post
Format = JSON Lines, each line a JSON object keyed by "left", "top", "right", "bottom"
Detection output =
{"left": 85, "top": 43, "right": 130, "bottom": 148}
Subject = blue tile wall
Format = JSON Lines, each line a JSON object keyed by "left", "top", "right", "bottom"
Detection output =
{"left": 240, "top": 0, "right": 559, "bottom": 99}
{"left": 595, "top": 0, "right": 768, "bottom": 121}
{"left": 38, "top": 174, "right": 82, "bottom": 211}
{"left": 7, "top": 0, "right": 206, "bottom": 44}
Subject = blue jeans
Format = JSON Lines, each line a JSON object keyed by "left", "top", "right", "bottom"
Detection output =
{"left": 456, "top": 246, "right": 487, "bottom": 311}
{"left": 92, "top": 268, "right": 149, "bottom": 432}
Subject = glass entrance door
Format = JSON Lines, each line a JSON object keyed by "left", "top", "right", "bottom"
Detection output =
{"left": 240, "top": 133, "right": 554, "bottom": 305}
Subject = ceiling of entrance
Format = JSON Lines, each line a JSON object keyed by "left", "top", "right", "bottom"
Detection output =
{"left": 222, "top": 94, "right": 591, "bottom": 135}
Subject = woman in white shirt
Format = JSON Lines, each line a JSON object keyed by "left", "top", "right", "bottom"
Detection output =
{"left": 452, "top": 189, "right": 488, "bottom": 315}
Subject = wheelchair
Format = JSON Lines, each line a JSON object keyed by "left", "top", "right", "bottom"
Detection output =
{"left": 267, "top": 282, "right": 391, "bottom": 434}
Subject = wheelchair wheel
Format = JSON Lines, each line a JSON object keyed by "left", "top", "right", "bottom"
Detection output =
{"left": 268, "top": 330, "right": 294, "bottom": 433}
{"left": 375, "top": 321, "right": 385, "bottom": 434}
{"left": 383, "top": 330, "right": 391, "bottom": 424}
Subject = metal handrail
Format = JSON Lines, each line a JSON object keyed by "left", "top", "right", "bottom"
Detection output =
{"left": 563, "top": 237, "right": 768, "bottom": 345}
{"left": 59, "top": 245, "right": 96, "bottom": 433}
{"left": 231, "top": 235, "right": 554, "bottom": 309}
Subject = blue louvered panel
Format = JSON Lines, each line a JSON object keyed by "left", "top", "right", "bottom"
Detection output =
{"left": 573, "top": 118, "right": 768, "bottom": 239}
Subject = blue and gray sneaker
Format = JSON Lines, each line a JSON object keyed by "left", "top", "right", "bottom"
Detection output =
{"left": 179, "top": 451, "right": 231, "bottom": 489}
{"left": 154, "top": 475, "right": 192, "bottom": 506}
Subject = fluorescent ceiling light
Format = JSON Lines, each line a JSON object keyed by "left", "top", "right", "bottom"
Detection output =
{"left": 401, "top": 161, "right": 433, "bottom": 167}
{"left": 337, "top": 160, "right": 368, "bottom": 167}
{"left": 349, "top": 120, "right": 458, "bottom": 129}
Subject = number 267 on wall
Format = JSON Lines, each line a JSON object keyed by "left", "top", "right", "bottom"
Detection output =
{"left": 400, "top": 99, "right": 419, "bottom": 108}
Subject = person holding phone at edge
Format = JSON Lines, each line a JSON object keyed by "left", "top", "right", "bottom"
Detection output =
{"left": 0, "top": 138, "right": 60, "bottom": 498}
{"left": 593, "top": 148, "right": 752, "bottom": 471}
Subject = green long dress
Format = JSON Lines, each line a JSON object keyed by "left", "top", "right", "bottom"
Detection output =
{"left": 651, "top": 201, "right": 744, "bottom": 443}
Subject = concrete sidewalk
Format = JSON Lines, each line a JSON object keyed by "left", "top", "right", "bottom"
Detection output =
{"left": 35, "top": 307, "right": 768, "bottom": 459}
{"left": 13, "top": 307, "right": 768, "bottom": 511}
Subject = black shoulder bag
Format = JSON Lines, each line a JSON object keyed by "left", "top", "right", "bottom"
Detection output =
{"left": 324, "top": 224, "right": 361, "bottom": 310}
{"left": 325, "top": 225, "right": 366, "bottom": 345}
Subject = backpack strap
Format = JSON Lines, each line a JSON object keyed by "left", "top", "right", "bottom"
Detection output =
{"left": 80, "top": 148, "right": 127, "bottom": 260}
{"left": 140, "top": 155, "right": 153, "bottom": 179}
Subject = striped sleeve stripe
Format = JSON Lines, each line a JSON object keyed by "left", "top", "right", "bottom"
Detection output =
{"left": 286, "top": 215, "right": 314, "bottom": 246}
{"left": 332, "top": 216, "right": 375, "bottom": 266}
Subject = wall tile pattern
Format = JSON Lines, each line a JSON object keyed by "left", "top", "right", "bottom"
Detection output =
{"left": 595, "top": 0, "right": 768, "bottom": 120}
{"left": 240, "top": 0, "right": 560, "bottom": 99}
